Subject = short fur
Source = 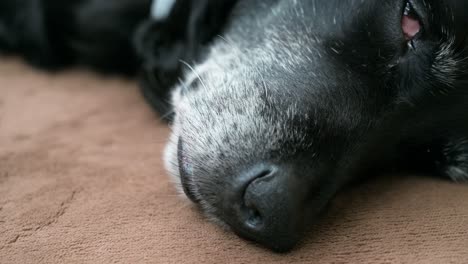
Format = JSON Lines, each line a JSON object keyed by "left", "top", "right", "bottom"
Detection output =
{"left": 2, "top": 0, "right": 468, "bottom": 252}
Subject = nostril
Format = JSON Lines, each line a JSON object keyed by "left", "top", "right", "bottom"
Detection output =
{"left": 228, "top": 164, "right": 304, "bottom": 251}
{"left": 256, "top": 169, "right": 274, "bottom": 179}
{"left": 239, "top": 167, "right": 276, "bottom": 230}
{"left": 243, "top": 168, "right": 275, "bottom": 191}
{"left": 245, "top": 207, "right": 263, "bottom": 229}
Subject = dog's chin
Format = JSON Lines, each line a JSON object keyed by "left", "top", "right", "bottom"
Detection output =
{"left": 163, "top": 128, "right": 184, "bottom": 195}
{"left": 163, "top": 117, "right": 233, "bottom": 231}
{"left": 163, "top": 86, "right": 185, "bottom": 197}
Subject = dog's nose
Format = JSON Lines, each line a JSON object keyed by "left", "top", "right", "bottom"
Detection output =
{"left": 225, "top": 164, "right": 306, "bottom": 252}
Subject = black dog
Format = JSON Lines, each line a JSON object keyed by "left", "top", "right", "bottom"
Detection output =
{"left": 0, "top": 0, "right": 153, "bottom": 73}
{"left": 2, "top": 0, "right": 468, "bottom": 252}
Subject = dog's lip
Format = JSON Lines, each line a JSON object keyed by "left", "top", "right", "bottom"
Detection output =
{"left": 177, "top": 138, "right": 199, "bottom": 203}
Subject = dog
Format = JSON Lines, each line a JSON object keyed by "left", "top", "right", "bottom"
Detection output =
{"left": 1, "top": 0, "right": 468, "bottom": 252}
{"left": 0, "top": 0, "right": 154, "bottom": 73}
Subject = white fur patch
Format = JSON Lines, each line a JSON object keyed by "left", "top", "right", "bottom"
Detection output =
{"left": 431, "top": 36, "right": 459, "bottom": 90}
{"left": 151, "top": 0, "right": 177, "bottom": 21}
{"left": 162, "top": 2, "right": 325, "bottom": 225}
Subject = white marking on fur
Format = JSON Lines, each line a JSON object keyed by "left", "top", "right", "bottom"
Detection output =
{"left": 431, "top": 37, "right": 459, "bottom": 89}
{"left": 163, "top": 0, "right": 320, "bottom": 226}
{"left": 151, "top": 0, "right": 176, "bottom": 21}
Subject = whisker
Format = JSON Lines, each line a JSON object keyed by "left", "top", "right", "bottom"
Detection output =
{"left": 180, "top": 60, "right": 209, "bottom": 91}
{"left": 178, "top": 77, "right": 190, "bottom": 94}
{"left": 160, "top": 110, "right": 175, "bottom": 121}
{"left": 217, "top": 35, "right": 243, "bottom": 54}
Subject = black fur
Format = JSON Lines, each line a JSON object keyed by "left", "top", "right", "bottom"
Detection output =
{"left": 0, "top": 0, "right": 151, "bottom": 73}
{"left": 134, "top": 0, "right": 238, "bottom": 118}
{"left": 2, "top": 0, "right": 468, "bottom": 252}
{"left": 0, "top": 0, "right": 236, "bottom": 112}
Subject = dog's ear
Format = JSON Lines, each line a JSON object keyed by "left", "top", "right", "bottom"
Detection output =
{"left": 134, "top": 0, "right": 239, "bottom": 120}
{"left": 0, "top": 0, "right": 152, "bottom": 73}
{"left": 0, "top": 21, "right": 12, "bottom": 52}
{"left": 134, "top": 18, "right": 187, "bottom": 120}
{"left": 0, "top": 0, "right": 56, "bottom": 67}
{"left": 187, "top": 0, "right": 239, "bottom": 49}
{"left": 0, "top": 1, "right": 18, "bottom": 52}
{"left": 66, "top": 0, "right": 152, "bottom": 74}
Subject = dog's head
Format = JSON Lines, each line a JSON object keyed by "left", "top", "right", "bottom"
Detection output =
{"left": 162, "top": 0, "right": 468, "bottom": 251}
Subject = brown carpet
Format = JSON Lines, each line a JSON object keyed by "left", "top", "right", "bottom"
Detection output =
{"left": 1, "top": 58, "right": 468, "bottom": 263}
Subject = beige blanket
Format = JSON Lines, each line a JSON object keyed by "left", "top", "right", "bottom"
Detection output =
{"left": 1, "top": 59, "right": 468, "bottom": 263}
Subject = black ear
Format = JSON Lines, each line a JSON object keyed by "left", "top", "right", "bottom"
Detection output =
{"left": 0, "top": 0, "right": 58, "bottom": 68}
{"left": 0, "top": 21, "right": 11, "bottom": 52}
{"left": 187, "top": 0, "right": 239, "bottom": 49}
{"left": 134, "top": 0, "right": 239, "bottom": 120}
{"left": 0, "top": 0, "right": 152, "bottom": 73}
{"left": 134, "top": 19, "right": 187, "bottom": 121}
{"left": 65, "top": 0, "right": 152, "bottom": 74}
{"left": 0, "top": 1, "right": 23, "bottom": 52}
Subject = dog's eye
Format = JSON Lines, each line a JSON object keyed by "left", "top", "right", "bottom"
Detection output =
{"left": 402, "top": 1, "right": 422, "bottom": 41}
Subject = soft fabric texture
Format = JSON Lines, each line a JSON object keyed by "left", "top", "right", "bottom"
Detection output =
{"left": 1, "top": 59, "right": 468, "bottom": 263}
